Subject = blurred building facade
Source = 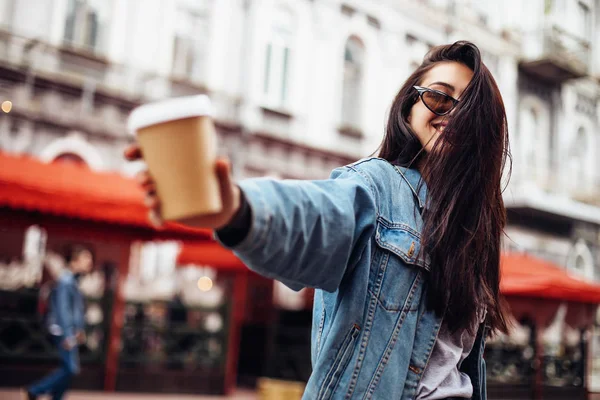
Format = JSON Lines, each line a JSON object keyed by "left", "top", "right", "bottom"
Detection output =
{"left": 1, "top": 0, "right": 599, "bottom": 275}
{"left": 1, "top": 0, "right": 600, "bottom": 397}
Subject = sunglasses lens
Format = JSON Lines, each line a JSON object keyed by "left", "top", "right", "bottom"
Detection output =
{"left": 422, "top": 91, "right": 453, "bottom": 115}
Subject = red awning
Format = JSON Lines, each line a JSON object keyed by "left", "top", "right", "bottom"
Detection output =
{"left": 0, "top": 152, "right": 210, "bottom": 239}
{"left": 177, "top": 242, "right": 246, "bottom": 272}
{"left": 501, "top": 253, "right": 600, "bottom": 303}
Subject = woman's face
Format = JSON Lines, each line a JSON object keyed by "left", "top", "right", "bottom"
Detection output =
{"left": 408, "top": 61, "right": 474, "bottom": 152}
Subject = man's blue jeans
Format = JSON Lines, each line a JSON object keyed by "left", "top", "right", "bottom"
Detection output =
{"left": 28, "top": 336, "right": 80, "bottom": 400}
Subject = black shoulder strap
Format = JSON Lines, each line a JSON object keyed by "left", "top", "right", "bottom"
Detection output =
{"left": 459, "top": 322, "right": 488, "bottom": 400}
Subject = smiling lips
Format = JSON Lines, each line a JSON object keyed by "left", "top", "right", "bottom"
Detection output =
{"left": 432, "top": 121, "right": 448, "bottom": 133}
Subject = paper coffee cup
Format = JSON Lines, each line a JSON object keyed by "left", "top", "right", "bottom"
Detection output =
{"left": 127, "top": 95, "right": 222, "bottom": 222}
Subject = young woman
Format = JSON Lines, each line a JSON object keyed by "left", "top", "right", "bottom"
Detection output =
{"left": 126, "top": 40, "right": 509, "bottom": 400}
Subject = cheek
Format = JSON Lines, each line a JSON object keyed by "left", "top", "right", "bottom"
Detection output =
{"left": 409, "top": 106, "right": 429, "bottom": 133}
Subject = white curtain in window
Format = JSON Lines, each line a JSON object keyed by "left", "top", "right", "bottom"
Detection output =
{"left": 341, "top": 36, "right": 365, "bottom": 129}
{"left": 568, "top": 127, "right": 587, "bottom": 188}
{"left": 63, "top": 0, "right": 110, "bottom": 52}
{"left": 263, "top": 6, "right": 295, "bottom": 107}
{"left": 519, "top": 107, "right": 539, "bottom": 179}
{"left": 172, "top": 5, "right": 210, "bottom": 82}
{"left": 576, "top": 1, "right": 591, "bottom": 40}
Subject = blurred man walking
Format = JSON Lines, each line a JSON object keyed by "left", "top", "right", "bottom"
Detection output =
{"left": 22, "top": 244, "right": 93, "bottom": 400}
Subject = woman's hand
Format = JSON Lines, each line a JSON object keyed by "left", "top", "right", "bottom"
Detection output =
{"left": 124, "top": 144, "right": 242, "bottom": 230}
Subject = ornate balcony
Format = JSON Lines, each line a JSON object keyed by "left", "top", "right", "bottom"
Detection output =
{"left": 520, "top": 26, "right": 591, "bottom": 83}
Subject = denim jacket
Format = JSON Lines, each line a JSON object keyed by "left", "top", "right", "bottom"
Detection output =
{"left": 223, "top": 158, "right": 487, "bottom": 400}
{"left": 46, "top": 270, "right": 85, "bottom": 340}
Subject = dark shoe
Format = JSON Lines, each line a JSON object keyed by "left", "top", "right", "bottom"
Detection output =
{"left": 21, "top": 389, "right": 37, "bottom": 400}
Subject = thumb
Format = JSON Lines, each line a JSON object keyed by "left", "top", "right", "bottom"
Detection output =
{"left": 215, "top": 158, "right": 237, "bottom": 204}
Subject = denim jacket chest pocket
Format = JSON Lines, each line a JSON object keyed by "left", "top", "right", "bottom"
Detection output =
{"left": 371, "top": 218, "right": 430, "bottom": 312}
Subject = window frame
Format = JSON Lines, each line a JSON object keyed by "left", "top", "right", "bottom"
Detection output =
{"left": 63, "top": 0, "right": 112, "bottom": 53}
{"left": 171, "top": 5, "right": 212, "bottom": 83}
{"left": 263, "top": 5, "right": 295, "bottom": 109}
{"left": 340, "top": 35, "right": 366, "bottom": 132}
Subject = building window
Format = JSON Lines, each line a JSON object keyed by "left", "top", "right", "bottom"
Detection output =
{"left": 23, "top": 225, "right": 47, "bottom": 274}
{"left": 520, "top": 107, "right": 539, "bottom": 174}
{"left": 263, "top": 6, "right": 295, "bottom": 108}
{"left": 577, "top": 1, "right": 591, "bottom": 40}
{"left": 0, "top": 0, "right": 15, "bottom": 27}
{"left": 568, "top": 127, "right": 588, "bottom": 188}
{"left": 63, "top": 0, "right": 111, "bottom": 53}
{"left": 172, "top": 2, "right": 211, "bottom": 83}
{"left": 568, "top": 239, "right": 595, "bottom": 280}
{"left": 341, "top": 36, "right": 365, "bottom": 130}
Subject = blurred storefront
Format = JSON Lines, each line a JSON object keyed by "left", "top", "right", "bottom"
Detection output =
{"left": 113, "top": 242, "right": 247, "bottom": 395}
{"left": 486, "top": 253, "right": 600, "bottom": 400}
{"left": 0, "top": 152, "right": 247, "bottom": 395}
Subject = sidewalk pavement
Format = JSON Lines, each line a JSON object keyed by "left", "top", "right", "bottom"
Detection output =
{"left": 0, "top": 389, "right": 257, "bottom": 400}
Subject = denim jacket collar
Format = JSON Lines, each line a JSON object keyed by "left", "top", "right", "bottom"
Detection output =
{"left": 393, "top": 165, "right": 427, "bottom": 211}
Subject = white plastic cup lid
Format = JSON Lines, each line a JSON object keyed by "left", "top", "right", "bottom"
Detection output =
{"left": 127, "top": 94, "right": 214, "bottom": 135}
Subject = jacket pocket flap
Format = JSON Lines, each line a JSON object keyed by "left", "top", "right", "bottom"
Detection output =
{"left": 375, "top": 220, "right": 430, "bottom": 271}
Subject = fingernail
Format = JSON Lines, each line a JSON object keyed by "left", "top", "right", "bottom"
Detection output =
{"left": 144, "top": 195, "right": 154, "bottom": 207}
{"left": 148, "top": 210, "right": 163, "bottom": 228}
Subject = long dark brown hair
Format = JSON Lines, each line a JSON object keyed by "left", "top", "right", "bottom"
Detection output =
{"left": 379, "top": 41, "right": 510, "bottom": 335}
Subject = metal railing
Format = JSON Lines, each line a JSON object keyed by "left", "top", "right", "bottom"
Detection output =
{"left": 0, "top": 289, "right": 110, "bottom": 364}
{"left": 542, "top": 25, "right": 591, "bottom": 75}
{"left": 521, "top": 24, "right": 591, "bottom": 78}
{"left": 510, "top": 157, "right": 600, "bottom": 206}
{"left": 118, "top": 300, "right": 231, "bottom": 370}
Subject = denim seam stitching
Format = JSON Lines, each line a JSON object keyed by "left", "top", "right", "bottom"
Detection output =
{"left": 376, "top": 218, "right": 430, "bottom": 271}
{"left": 317, "top": 333, "right": 350, "bottom": 400}
{"left": 318, "top": 325, "right": 360, "bottom": 399}
{"left": 346, "top": 165, "right": 377, "bottom": 203}
{"left": 392, "top": 165, "right": 424, "bottom": 209}
{"left": 412, "top": 313, "right": 443, "bottom": 391}
{"left": 359, "top": 250, "right": 390, "bottom": 399}
{"left": 375, "top": 240, "right": 429, "bottom": 271}
{"left": 345, "top": 291, "right": 378, "bottom": 399}
{"left": 376, "top": 217, "right": 422, "bottom": 238}
{"left": 316, "top": 298, "right": 326, "bottom": 359}
{"left": 344, "top": 244, "right": 384, "bottom": 399}
{"left": 229, "top": 185, "right": 272, "bottom": 253}
{"left": 363, "top": 272, "right": 421, "bottom": 399}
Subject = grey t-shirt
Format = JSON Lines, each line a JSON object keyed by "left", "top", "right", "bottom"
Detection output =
{"left": 416, "top": 312, "right": 486, "bottom": 400}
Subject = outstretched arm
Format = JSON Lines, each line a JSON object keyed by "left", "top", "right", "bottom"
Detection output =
{"left": 217, "top": 167, "right": 377, "bottom": 292}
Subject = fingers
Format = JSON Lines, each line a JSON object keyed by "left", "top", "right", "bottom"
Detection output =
{"left": 215, "top": 158, "right": 235, "bottom": 201}
{"left": 134, "top": 169, "right": 163, "bottom": 227}
{"left": 143, "top": 190, "right": 163, "bottom": 228}
{"left": 215, "top": 158, "right": 231, "bottom": 182}
{"left": 143, "top": 192, "right": 159, "bottom": 208}
{"left": 124, "top": 144, "right": 143, "bottom": 161}
{"left": 136, "top": 170, "right": 155, "bottom": 190}
{"left": 148, "top": 209, "right": 164, "bottom": 228}
{"left": 214, "top": 158, "right": 242, "bottom": 228}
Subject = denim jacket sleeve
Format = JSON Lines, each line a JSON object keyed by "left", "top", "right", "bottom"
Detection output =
{"left": 73, "top": 290, "right": 85, "bottom": 332}
{"left": 217, "top": 166, "right": 377, "bottom": 292}
{"left": 54, "top": 278, "right": 76, "bottom": 339}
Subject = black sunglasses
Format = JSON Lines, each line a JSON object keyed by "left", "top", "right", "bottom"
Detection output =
{"left": 413, "top": 86, "right": 459, "bottom": 116}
